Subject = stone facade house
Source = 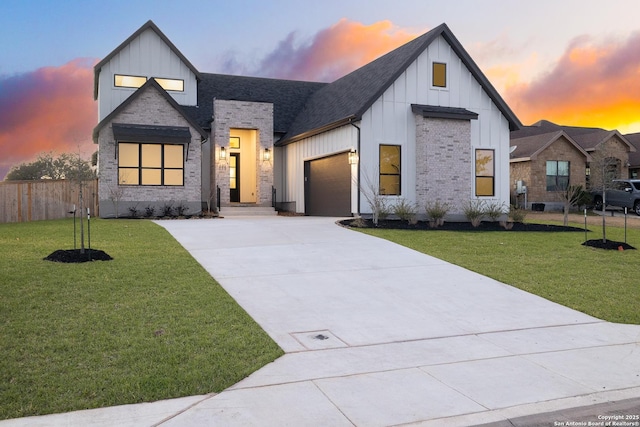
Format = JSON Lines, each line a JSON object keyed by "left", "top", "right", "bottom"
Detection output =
{"left": 626, "top": 133, "right": 640, "bottom": 179}
{"left": 510, "top": 120, "right": 635, "bottom": 210}
{"left": 93, "top": 20, "right": 521, "bottom": 219}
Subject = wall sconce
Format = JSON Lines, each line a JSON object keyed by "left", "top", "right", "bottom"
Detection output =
{"left": 219, "top": 146, "right": 227, "bottom": 161}
{"left": 262, "top": 148, "right": 271, "bottom": 162}
{"left": 348, "top": 149, "right": 358, "bottom": 164}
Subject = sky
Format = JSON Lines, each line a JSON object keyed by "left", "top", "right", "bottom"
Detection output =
{"left": 1, "top": 0, "right": 639, "bottom": 179}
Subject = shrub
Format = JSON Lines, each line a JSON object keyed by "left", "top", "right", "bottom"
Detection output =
{"left": 484, "top": 201, "right": 506, "bottom": 222}
{"left": 393, "top": 198, "right": 417, "bottom": 223}
{"left": 175, "top": 202, "right": 189, "bottom": 217}
{"left": 508, "top": 204, "right": 527, "bottom": 223}
{"left": 161, "top": 203, "right": 174, "bottom": 218}
{"left": 144, "top": 205, "right": 155, "bottom": 218}
{"left": 128, "top": 206, "right": 139, "bottom": 218}
{"left": 463, "top": 200, "right": 486, "bottom": 227}
{"left": 425, "top": 201, "right": 450, "bottom": 228}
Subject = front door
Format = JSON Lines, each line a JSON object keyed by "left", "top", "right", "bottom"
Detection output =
{"left": 230, "top": 153, "right": 240, "bottom": 203}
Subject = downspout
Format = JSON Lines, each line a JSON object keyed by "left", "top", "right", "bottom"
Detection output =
{"left": 349, "top": 121, "right": 361, "bottom": 216}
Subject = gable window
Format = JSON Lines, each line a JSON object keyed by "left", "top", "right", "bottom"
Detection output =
{"left": 546, "top": 160, "right": 569, "bottom": 191}
{"left": 379, "top": 145, "right": 401, "bottom": 195}
{"left": 433, "top": 62, "right": 447, "bottom": 88}
{"left": 475, "top": 149, "right": 495, "bottom": 196}
{"left": 114, "top": 74, "right": 146, "bottom": 89}
{"left": 153, "top": 77, "right": 184, "bottom": 92}
{"left": 118, "top": 142, "right": 184, "bottom": 186}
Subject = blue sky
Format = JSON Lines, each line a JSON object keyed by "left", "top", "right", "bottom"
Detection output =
{"left": 1, "top": 0, "right": 639, "bottom": 178}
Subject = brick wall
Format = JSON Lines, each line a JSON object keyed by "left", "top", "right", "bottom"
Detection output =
{"left": 212, "top": 100, "right": 274, "bottom": 207}
{"left": 97, "top": 85, "right": 202, "bottom": 218}
{"left": 415, "top": 116, "right": 472, "bottom": 215}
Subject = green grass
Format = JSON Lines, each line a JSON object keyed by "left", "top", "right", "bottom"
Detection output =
{"left": 0, "top": 219, "right": 283, "bottom": 420}
{"left": 359, "top": 221, "right": 640, "bottom": 325}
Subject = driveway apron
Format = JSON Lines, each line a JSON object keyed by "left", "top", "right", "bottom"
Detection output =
{"left": 151, "top": 216, "right": 640, "bottom": 426}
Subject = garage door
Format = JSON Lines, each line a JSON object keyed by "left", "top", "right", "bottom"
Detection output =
{"left": 304, "top": 152, "right": 351, "bottom": 216}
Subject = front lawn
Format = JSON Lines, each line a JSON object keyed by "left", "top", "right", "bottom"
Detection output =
{"left": 359, "top": 217, "right": 640, "bottom": 325}
{"left": 0, "top": 219, "right": 283, "bottom": 420}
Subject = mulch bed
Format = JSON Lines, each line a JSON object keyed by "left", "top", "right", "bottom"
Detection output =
{"left": 44, "top": 249, "right": 113, "bottom": 263}
{"left": 340, "top": 219, "right": 636, "bottom": 250}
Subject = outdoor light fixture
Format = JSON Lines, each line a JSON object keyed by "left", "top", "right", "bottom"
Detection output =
{"left": 219, "top": 146, "right": 227, "bottom": 161}
{"left": 262, "top": 148, "right": 271, "bottom": 162}
{"left": 348, "top": 149, "right": 358, "bottom": 164}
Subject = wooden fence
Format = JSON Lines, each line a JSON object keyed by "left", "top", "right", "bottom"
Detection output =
{"left": 0, "top": 179, "right": 99, "bottom": 223}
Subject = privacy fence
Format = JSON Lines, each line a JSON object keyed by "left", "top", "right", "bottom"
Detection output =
{"left": 0, "top": 179, "right": 99, "bottom": 223}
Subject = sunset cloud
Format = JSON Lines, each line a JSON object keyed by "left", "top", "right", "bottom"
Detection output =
{"left": 222, "top": 19, "right": 420, "bottom": 82}
{"left": 0, "top": 59, "right": 97, "bottom": 179}
{"left": 503, "top": 32, "right": 640, "bottom": 133}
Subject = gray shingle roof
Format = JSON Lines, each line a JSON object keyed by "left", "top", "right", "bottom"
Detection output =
{"left": 181, "top": 73, "right": 326, "bottom": 134}
{"left": 278, "top": 23, "right": 521, "bottom": 145}
{"left": 510, "top": 130, "right": 590, "bottom": 161}
{"left": 511, "top": 120, "right": 633, "bottom": 152}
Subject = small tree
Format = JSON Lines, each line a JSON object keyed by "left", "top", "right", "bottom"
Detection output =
{"left": 589, "top": 145, "right": 622, "bottom": 242}
{"left": 559, "top": 184, "right": 590, "bottom": 226}
{"left": 358, "top": 167, "right": 390, "bottom": 226}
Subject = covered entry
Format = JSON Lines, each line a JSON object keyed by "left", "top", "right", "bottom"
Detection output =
{"left": 304, "top": 152, "right": 351, "bottom": 216}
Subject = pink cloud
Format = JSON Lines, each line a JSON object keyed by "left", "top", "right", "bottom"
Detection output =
{"left": 0, "top": 59, "right": 98, "bottom": 179}
{"left": 224, "top": 19, "right": 421, "bottom": 82}
{"left": 504, "top": 32, "right": 640, "bottom": 131}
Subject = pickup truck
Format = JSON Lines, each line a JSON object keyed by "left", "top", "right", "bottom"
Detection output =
{"left": 592, "top": 179, "right": 640, "bottom": 216}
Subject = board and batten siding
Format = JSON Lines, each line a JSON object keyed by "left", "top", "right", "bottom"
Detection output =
{"left": 278, "top": 125, "right": 358, "bottom": 214}
{"left": 358, "top": 34, "right": 511, "bottom": 213}
{"left": 97, "top": 28, "right": 198, "bottom": 121}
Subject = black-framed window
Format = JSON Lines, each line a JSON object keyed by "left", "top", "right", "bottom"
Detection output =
{"left": 546, "top": 160, "right": 569, "bottom": 191}
{"left": 475, "top": 149, "right": 495, "bottom": 196}
{"left": 118, "top": 143, "right": 184, "bottom": 186}
{"left": 379, "top": 145, "right": 401, "bottom": 195}
{"left": 433, "top": 62, "right": 447, "bottom": 88}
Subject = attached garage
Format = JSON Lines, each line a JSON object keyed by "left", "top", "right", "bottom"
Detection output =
{"left": 304, "top": 152, "right": 352, "bottom": 216}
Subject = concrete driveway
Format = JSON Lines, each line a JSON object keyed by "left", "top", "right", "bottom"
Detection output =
{"left": 4, "top": 216, "right": 639, "bottom": 426}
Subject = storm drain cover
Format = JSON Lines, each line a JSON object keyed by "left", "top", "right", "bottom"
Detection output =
{"left": 291, "top": 330, "right": 348, "bottom": 350}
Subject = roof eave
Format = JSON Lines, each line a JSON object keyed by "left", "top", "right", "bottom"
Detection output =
{"left": 276, "top": 116, "right": 356, "bottom": 146}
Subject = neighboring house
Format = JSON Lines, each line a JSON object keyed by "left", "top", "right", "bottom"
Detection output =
{"left": 626, "top": 133, "right": 640, "bottom": 179}
{"left": 94, "top": 20, "right": 521, "bottom": 219}
{"left": 510, "top": 120, "right": 635, "bottom": 210}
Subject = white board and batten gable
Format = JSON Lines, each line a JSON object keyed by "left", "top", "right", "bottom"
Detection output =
{"left": 360, "top": 33, "right": 514, "bottom": 211}
{"left": 94, "top": 20, "right": 200, "bottom": 122}
{"left": 278, "top": 24, "right": 521, "bottom": 216}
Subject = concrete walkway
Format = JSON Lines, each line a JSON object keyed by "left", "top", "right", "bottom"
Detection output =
{"left": 4, "top": 216, "right": 640, "bottom": 426}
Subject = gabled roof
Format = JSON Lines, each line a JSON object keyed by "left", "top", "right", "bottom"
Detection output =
{"left": 93, "top": 79, "right": 207, "bottom": 143}
{"left": 93, "top": 20, "right": 202, "bottom": 99}
{"left": 278, "top": 23, "right": 522, "bottom": 145}
{"left": 626, "top": 132, "right": 640, "bottom": 167}
{"left": 509, "top": 130, "right": 590, "bottom": 162}
{"left": 181, "top": 73, "right": 326, "bottom": 133}
{"left": 511, "top": 120, "right": 635, "bottom": 153}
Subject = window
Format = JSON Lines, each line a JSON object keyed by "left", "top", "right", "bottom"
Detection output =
{"left": 118, "top": 143, "right": 184, "bottom": 186}
{"left": 475, "top": 149, "right": 495, "bottom": 196}
{"left": 379, "top": 145, "right": 401, "bottom": 195}
{"left": 153, "top": 77, "right": 184, "bottom": 92}
{"left": 114, "top": 74, "right": 146, "bottom": 89}
{"left": 114, "top": 75, "right": 184, "bottom": 92}
{"left": 433, "top": 62, "right": 447, "bottom": 88}
{"left": 229, "top": 136, "right": 240, "bottom": 149}
{"left": 546, "top": 160, "right": 569, "bottom": 191}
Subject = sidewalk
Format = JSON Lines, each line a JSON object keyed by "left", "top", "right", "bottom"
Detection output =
{"left": 3, "top": 216, "right": 639, "bottom": 426}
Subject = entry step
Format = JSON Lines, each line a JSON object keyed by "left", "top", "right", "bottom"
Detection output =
{"left": 219, "top": 206, "right": 278, "bottom": 216}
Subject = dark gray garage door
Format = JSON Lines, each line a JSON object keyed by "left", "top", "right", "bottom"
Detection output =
{"left": 304, "top": 152, "right": 351, "bottom": 216}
